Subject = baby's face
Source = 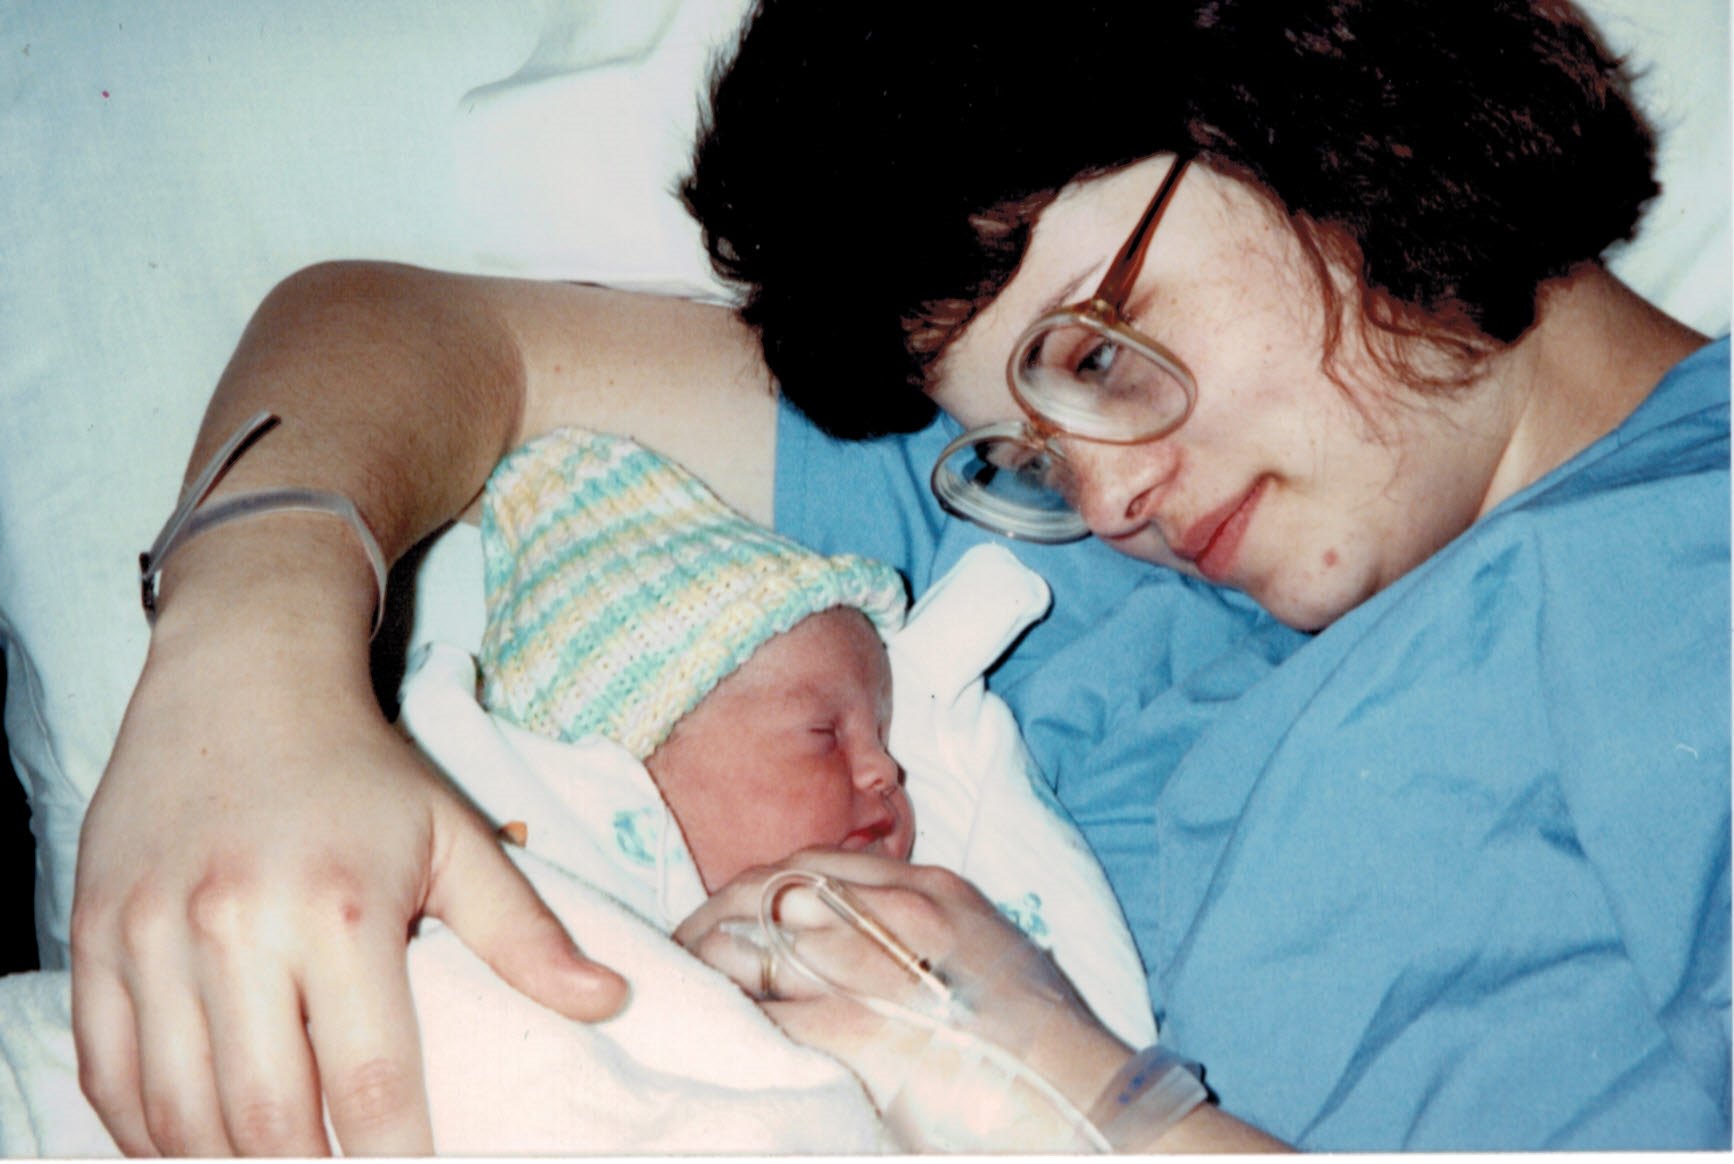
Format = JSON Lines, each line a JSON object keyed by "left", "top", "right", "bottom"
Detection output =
{"left": 645, "top": 607, "right": 914, "bottom": 891}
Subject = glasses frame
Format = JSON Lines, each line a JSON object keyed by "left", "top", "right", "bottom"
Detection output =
{"left": 928, "top": 419, "right": 1096, "bottom": 542}
{"left": 931, "top": 153, "right": 1199, "bottom": 541}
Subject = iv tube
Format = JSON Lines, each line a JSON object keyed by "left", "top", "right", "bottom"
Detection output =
{"left": 754, "top": 870, "right": 1111, "bottom": 1152}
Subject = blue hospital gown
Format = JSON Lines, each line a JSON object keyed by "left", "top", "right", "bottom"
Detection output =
{"left": 773, "top": 338, "right": 1731, "bottom": 1150}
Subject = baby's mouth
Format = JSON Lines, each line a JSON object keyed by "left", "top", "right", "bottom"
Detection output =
{"left": 844, "top": 797, "right": 914, "bottom": 861}
{"left": 843, "top": 818, "right": 896, "bottom": 849}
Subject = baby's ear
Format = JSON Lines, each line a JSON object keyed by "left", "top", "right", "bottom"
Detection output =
{"left": 886, "top": 545, "right": 1051, "bottom": 700}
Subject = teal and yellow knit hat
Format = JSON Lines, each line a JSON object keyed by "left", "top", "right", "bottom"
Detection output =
{"left": 479, "top": 427, "right": 908, "bottom": 759}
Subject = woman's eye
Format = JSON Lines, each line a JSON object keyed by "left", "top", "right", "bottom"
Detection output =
{"left": 1075, "top": 338, "right": 1121, "bottom": 379}
{"left": 1031, "top": 331, "right": 1118, "bottom": 381}
{"left": 1036, "top": 451, "right": 1079, "bottom": 501}
{"left": 989, "top": 443, "right": 1068, "bottom": 494}
{"left": 986, "top": 442, "right": 1041, "bottom": 472}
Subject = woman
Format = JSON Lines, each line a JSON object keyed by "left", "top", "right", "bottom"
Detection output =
{"left": 71, "top": 0, "right": 1727, "bottom": 1154}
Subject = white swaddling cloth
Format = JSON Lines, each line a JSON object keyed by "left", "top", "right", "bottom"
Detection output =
{"left": 0, "top": 546, "right": 1152, "bottom": 1154}
{"left": 0, "top": 848, "right": 884, "bottom": 1156}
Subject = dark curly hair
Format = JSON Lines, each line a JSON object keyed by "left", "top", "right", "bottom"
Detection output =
{"left": 682, "top": 0, "right": 1657, "bottom": 439}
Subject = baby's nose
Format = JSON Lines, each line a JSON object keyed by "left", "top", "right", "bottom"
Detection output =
{"left": 854, "top": 741, "right": 902, "bottom": 795}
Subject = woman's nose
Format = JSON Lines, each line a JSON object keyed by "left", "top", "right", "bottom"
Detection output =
{"left": 1063, "top": 437, "right": 1180, "bottom": 540}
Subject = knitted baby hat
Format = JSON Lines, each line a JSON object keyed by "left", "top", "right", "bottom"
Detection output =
{"left": 479, "top": 427, "right": 908, "bottom": 759}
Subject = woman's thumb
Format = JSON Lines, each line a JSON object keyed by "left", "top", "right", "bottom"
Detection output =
{"left": 424, "top": 812, "right": 630, "bottom": 1021}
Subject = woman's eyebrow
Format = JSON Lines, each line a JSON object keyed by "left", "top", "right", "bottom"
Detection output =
{"left": 1033, "top": 265, "right": 1097, "bottom": 320}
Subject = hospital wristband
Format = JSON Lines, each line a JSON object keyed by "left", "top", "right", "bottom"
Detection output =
{"left": 138, "top": 410, "right": 388, "bottom": 638}
{"left": 1086, "top": 1044, "right": 1210, "bottom": 1152}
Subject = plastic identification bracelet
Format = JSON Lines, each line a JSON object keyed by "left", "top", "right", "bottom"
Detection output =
{"left": 137, "top": 410, "right": 388, "bottom": 637}
{"left": 1086, "top": 1043, "right": 1210, "bottom": 1151}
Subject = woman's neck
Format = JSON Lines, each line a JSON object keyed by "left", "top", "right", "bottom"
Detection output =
{"left": 1478, "top": 264, "right": 1708, "bottom": 516}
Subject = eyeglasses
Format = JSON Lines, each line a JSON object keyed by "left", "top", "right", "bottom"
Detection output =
{"left": 930, "top": 155, "right": 1197, "bottom": 542}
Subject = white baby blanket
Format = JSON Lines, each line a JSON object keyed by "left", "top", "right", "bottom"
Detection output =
{"left": 0, "top": 849, "right": 884, "bottom": 1156}
{"left": 0, "top": 545, "right": 1152, "bottom": 1154}
{"left": 415, "top": 852, "right": 888, "bottom": 1154}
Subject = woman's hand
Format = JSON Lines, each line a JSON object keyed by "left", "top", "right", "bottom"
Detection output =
{"left": 675, "top": 850, "right": 1134, "bottom": 1151}
{"left": 70, "top": 561, "right": 628, "bottom": 1157}
{"left": 679, "top": 851, "right": 1288, "bottom": 1153}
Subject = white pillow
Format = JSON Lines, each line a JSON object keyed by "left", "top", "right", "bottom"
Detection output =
{"left": 1588, "top": 0, "right": 1732, "bottom": 333}
{"left": 455, "top": 0, "right": 753, "bottom": 299}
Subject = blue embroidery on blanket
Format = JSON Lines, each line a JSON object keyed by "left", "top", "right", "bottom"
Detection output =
{"left": 613, "top": 808, "right": 658, "bottom": 866}
{"left": 996, "top": 892, "right": 1050, "bottom": 944}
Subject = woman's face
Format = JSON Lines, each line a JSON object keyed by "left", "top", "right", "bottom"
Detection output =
{"left": 932, "top": 155, "right": 1518, "bottom": 631}
{"left": 645, "top": 608, "right": 913, "bottom": 892}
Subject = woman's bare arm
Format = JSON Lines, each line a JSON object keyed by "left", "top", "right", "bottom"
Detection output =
{"left": 181, "top": 262, "right": 776, "bottom": 555}
{"left": 73, "top": 263, "right": 776, "bottom": 1156}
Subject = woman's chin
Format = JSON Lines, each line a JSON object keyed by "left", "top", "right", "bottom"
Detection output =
{"left": 1251, "top": 568, "right": 1381, "bottom": 633}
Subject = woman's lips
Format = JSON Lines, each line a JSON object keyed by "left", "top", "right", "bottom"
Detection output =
{"left": 1175, "top": 477, "right": 1269, "bottom": 584}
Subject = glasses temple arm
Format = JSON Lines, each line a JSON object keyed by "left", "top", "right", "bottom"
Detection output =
{"left": 1092, "top": 153, "right": 1194, "bottom": 307}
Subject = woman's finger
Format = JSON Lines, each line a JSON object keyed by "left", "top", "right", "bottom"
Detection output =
{"left": 674, "top": 850, "right": 924, "bottom": 947}
{"left": 125, "top": 945, "right": 235, "bottom": 1156}
{"left": 299, "top": 930, "right": 432, "bottom": 1156}
{"left": 69, "top": 958, "right": 152, "bottom": 1156}
{"left": 423, "top": 806, "right": 629, "bottom": 1023}
{"left": 683, "top": 908, "right": 946, "bottom": 1016}
{"left": 778, "top": 847, "right": 949, "bottom": 887}
{"left": 679, "top": 917, "right": 837, "bottom": 1003}
{"left": 198, "top": 954, "right": 326, "bottom": 1156}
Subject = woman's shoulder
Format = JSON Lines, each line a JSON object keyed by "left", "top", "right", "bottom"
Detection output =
{"left": 496, "top": 279, "right": 780, "bottom": 523}
{"left": 1289, "top": 333, "right": 1730, "bottom": 764}
{"left": 1482, "top": 335, "right": 1728, "bottom": 537}
{"left": 1605, "top": 334, "right": 1731, "bottom": 455}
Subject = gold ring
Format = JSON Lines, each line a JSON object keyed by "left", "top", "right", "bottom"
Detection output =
{"left": 758, "top": 943, "right": 777, "bottom": 999}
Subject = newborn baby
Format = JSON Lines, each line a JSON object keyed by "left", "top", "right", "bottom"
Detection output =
{"left": 478, "top": 426, "right": 913, "bottom": 891}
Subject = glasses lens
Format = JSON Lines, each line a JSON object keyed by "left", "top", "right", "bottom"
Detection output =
{"left": 930, "top": 425, "right": 1089, "bottom": 543}
{"left": 1012, "top": 316, "right": 1194, "bottom": 442}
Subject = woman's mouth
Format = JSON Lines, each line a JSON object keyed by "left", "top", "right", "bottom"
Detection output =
{"left": 1175, "top": 477, "right": 1269, "bottom": 584}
